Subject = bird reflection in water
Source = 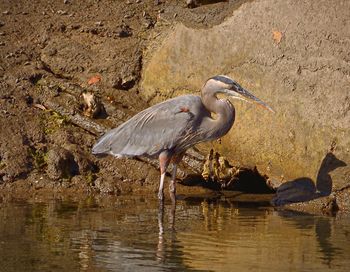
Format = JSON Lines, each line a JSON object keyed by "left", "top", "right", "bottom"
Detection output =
{"left": 278, "top": 209, "right": 342, "bottom": 268}
{"left": 156, "top": 200, "right": 176, "bottom": 263}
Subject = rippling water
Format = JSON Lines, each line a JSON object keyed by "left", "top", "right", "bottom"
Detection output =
{"left": 0, "top": 195, "right": 349, "bottom": 272}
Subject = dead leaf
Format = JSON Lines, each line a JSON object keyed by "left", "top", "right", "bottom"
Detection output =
{"left": 272, "top": 30, "right": 283, "bottom": 44}
{"left": 88, "top": 75, "right": 101, "bottom": 85}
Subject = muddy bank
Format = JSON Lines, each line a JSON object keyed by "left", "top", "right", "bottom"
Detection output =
{"left": 0, "top": 0, "right": 349, "bottom": 214}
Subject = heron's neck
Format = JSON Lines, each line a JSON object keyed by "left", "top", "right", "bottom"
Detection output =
{"left": 201, "top": 93, "right": 235, "bottom": 140}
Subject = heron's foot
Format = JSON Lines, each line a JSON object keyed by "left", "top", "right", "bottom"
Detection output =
{"left": 170, "top": 191, "right": 176, "bottom": 203}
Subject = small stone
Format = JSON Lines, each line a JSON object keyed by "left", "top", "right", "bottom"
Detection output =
{"left": 0, "top": 41, "right": 4, "bottom": 46}
{"left": 0, "top": 32, "right": 5, "bottom": 36}
{"left": 59, "top": 24, "right": 66, "bottom": 32}
{"left": 46, "top": 48, "right": 57, "bottom": 56}
{"left": 288, "top": 130, "right": 295, "bottom": 140}
{"left": 46, "top": 147, "right": 79, "bottom": 180}
{"left": 2, "top": 10, "right": 10, "bottom": 15}
{"left": 0, "top": 21, "right": 4, "bottom": 27}
{"left": 142, "top": 17, "right": 155, "bottom": 29}
{"left": 70, "top": 24, "right": 81, "bottom": 30}
{"left": 95, "top": 21, "right": 103, "bottom": 26}
{"left": 5, "top": 53, "right": 15, "bottom": 58}
{"left": 112, "top": 75, "right": 136, "bottom": 90}
{"left": 63, "top": 0, "right": 69, "bottom": 4}
{"left": 81, "top": 91, "right": 106, "bottom": 118}
{"left": 57, "top": 10, "right": 67, "bottom": 15}
{"left": 115, "top": 25, "right": 132, "bottom": 38}
{"left": 296, "top": 65, "right": 302, "bottom": 75}
{"left": 90, "top": 28, "right": 100, "bottom": 35}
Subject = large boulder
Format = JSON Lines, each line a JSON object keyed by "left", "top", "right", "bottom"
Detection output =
{"left": 141, "top": 0, "right": 349, "bottom": 191}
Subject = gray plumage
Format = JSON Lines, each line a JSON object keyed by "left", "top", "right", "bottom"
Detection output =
{"left": 92, "top": 95, "right": 231, "bottom": 158}
{"left": 92, "top": 75, "right": 274, "bottom": 201}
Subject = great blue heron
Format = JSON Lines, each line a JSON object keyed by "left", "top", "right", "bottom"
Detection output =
{"left": 92, "top": 75, "right": 274, "bottom": 200}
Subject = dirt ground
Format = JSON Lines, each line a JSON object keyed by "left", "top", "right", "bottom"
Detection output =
{"left": 0, "top": 0, "right": 256, "bottom": 200}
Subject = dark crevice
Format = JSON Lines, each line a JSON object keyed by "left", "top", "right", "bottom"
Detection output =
{"left": 181, "top": 167, "right": 275, "bottom": 194}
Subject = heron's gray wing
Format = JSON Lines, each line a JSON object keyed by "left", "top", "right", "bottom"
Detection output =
{"left": 92, "top": 95, "right": 204, "bottom": 158}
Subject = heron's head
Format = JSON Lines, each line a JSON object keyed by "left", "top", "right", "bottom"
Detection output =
{"left": 204, "top": 75, "right": 275, "bottom": 113}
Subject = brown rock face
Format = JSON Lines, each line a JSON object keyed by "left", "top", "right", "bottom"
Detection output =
{"left": 142, "top": 0, "right": 350, "bottom": 192}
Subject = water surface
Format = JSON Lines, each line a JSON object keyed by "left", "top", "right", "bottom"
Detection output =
{"left": 0, "top": 196, "right": 349, "bottom": 272}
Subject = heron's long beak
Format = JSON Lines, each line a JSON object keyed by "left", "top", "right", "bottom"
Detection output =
{"left": 225, "top": 85, "right": 275, "bottom": 113}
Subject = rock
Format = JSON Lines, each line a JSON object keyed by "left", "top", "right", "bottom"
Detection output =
{"left": 141, "top": 0, "right": 350, "bottom": 193}
{"left": 94, "top": 177, "right": 120, "bottom": 195}
{"left": 334, "top": 187, "right": 350, "bottom": 213}
{"left": 202, "top": 149, "right": 238, "bottom": 186}
{"left": 112, "top": 74, "right": 136, "bottom": 90}
{"left": 271, "top": 152, "right": 346, "bottom": 206}
{"left": 186, "top": 0, "right": 198, "bottom": 8}
{"left": 81, "top": 91, "right": 106, "bottom": 118}
{"left": 57, "top": 10, "right": 68, "bottom": 15}
{"left": 46, "top": 147, "right": 79, "bottom": 180}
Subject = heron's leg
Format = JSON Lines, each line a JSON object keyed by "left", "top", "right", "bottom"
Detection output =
{"left": 158, "top": 152, "right": 171, "bottom": 200}
{"left": 169, "top": 153, "right": 184, "bottom": 201}
{"left": 169, "top": 164, "right": 177, "bottom": 195}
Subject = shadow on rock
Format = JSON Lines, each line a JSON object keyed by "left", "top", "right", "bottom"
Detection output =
{"left": 272, "top": 152, "right": 347, "bottom": 206}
